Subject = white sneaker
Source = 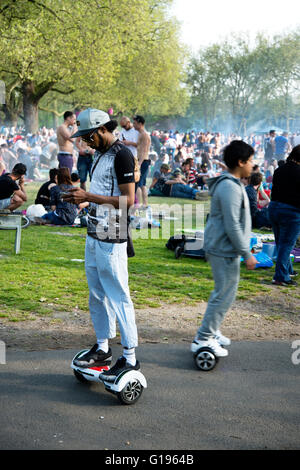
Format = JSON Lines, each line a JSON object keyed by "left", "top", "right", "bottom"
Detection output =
{"left": 191, "top": 338, "right": 228, "bottom": 357}
{"left": 215, "top": 330, "right": 231, "bottom": 346}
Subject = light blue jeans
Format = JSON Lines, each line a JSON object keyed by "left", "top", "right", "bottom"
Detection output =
{"left": 85, "top": 236, "right": 138, "bottom": 349}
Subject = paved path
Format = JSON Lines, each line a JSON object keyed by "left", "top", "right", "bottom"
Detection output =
{"left": 0, "top": 342, "right": 299, "bottom": 450}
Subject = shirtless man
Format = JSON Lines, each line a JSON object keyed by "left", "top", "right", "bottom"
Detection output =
{"left": 56, "top": 111, "right": 78, "bottom": 174}
{"left": 133, "top": 115, "right": 151, "bottom": 208}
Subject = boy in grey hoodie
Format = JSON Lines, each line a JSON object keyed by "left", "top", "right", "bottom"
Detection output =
{"left": 191, "top": 140, "right": 257, "bottom": 358}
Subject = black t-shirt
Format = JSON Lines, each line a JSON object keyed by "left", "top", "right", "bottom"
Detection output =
{"left": 114, "top": 146, "right": 135, "bottom": 185}
{"left": 114, "top": 146, "right": 136, "bottom": 256}
{"left": 35, "top": 180, "right": 55, "bottom": 207}
{"left": 0, "top": 174, "right": 19, "bottom": 200}
{"left": 115, "top": 146, "right": 136, "bottom": 256}
{"left": 271, "top": 161, "right": 300, "bottom": 209}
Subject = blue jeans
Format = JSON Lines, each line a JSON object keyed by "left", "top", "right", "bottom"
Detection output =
{"left": 268, "top": 201, "right": 300, "bottom": 282}
{"left": 85, "top": 236, "right": 138, "bottom": 349}
{"left": 253, "top": 207, "right": 272, "bottom": 229}
{"left": 137, "top": 159, "right": 151, "bottom": 188}
{"left": 42, "top": 211, "right": 66, "bottom": 225}
{"left": 170, "top": 183, "right": 198, "bottom": 199}
{"left": 77, "top": 154, "right": 93, "bottom": 183}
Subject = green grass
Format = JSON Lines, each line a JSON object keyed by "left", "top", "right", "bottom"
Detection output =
{"left": 0, "top": 180, "right": 287, "bottom": 321}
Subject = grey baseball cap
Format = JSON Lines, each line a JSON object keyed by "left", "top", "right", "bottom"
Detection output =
{"left": 71, "top": 108, "right": 111, "bottom": 138}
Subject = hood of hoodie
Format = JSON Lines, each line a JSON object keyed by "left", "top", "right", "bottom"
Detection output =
{"left": 207, "top": 172, "right": 242, "bottom": 196}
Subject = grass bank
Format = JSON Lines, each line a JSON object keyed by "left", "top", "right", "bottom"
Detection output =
{"left": 0, "top": 181, "right": 289, "bottom": 322}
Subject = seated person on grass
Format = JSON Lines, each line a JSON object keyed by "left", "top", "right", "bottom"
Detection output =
{"left": 0, "top": 163, "right": 27, "bottom": 211}
{"left": 195, "top": 163, "right": 210, "bottom": 189}
{"left": 39, "top": 167, "right": 88, "bottom": 225}
{"left": 151, "top": 165, "right": 203, "bottom": 200}
{"left": 182, "top": 158, "right": 198, "bottom": 185}
{"left": 71, "top": 172, "right": 81, "bottom": 186}
{"left": 245, "top": 172, "right": 272, "bottom": 229}
{"left": 149, "top": 163, "right": 171, "bottom": 190}
{"left": 252, "top": 164, "right": 271, "bottom": 208}
{"left": 35, "top": 168, "right": 58, "bottom": 210}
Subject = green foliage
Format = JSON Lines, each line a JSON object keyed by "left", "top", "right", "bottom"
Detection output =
{"left": 186, "top": 30, "right": 300, "bottom": 133}
{"left": 0, "top": 0, "right": 188, "bottom": 130}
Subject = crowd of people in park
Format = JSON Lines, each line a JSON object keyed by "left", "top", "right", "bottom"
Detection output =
{"left": 0, "top": 118, "right": 299, "bottom": 203}
{"left": 0, "top": 114, "right": 299, "bottom": 288}
{"left": 0, "top": 109, "right": 299, "bottom": 374}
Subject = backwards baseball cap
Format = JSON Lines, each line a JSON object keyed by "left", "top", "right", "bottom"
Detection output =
{"left": 71, "top": 108, "right": 111, "bottom": 138}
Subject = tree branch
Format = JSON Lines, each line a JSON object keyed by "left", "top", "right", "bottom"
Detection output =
{"left": 34, "top": 80, "right": 57, "bottom": 101}
{"left": 27, "top": 0, "right": 64, "bottom": 22}
{"left": 0, "top": 69, "right": 19, "bottom": 77}
{"left": 6, "top": 78, "right": 21, "bottom": 95}
{"left": 51, "top": 87, "right": 75, "bottom": 95}
{"left": 38, "top": 105, "right": 65, "bottom": 117}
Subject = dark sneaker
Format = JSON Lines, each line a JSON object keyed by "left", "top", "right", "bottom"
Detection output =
{"left": 290, "top": 271, "right": 298, "bottom": 278}
{"left": 73, "top": 344, "right": 112, "bottom": 368}
{"left": 272, "top": 279, "right": 297, "bottom": 287}
{"left": 100, "top": 356, "right": 140, "bottom": 382}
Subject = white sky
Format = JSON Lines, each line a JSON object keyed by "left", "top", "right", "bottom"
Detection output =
{"left": 170, "top": 0, "right": 300, "bottom": 52}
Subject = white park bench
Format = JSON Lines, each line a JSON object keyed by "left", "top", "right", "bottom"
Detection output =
{"left": 0, "top": 211, "right": 30, "bottom": 254}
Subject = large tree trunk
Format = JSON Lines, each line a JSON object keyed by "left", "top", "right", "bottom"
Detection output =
{"left": 22, "top": 79, "right": 57, "bottom": 133}
{"left": 22, "top": 81, "right": 39, "bottom": 134}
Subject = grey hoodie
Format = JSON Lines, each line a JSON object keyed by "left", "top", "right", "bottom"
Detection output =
{"left": 203, "top": 172, "right": 252, "bottom": 260}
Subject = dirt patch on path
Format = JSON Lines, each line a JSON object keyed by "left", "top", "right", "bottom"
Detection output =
{"left": 1, "top": 288, "right": 299, "bottom": 351}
